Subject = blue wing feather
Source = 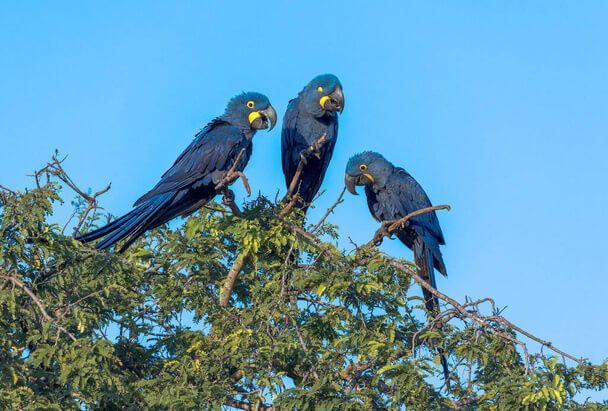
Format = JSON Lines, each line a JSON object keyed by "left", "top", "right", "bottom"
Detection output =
{"left": 366, "top": 168, "right": 446, "bottom": 276}
{"left": 134, "top": 119, "right": 248, "bottom": 206}
{"left": 76, "top": 119, "right": 252, "bottom": 251}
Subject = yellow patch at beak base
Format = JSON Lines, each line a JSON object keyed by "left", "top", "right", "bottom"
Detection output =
{"left": 319, "top": 95, "right": 330, "bottom": 108}
{"left": 363, "top": 173, "right": 374, "bottom": 183}
{"left": 248, "top": 111, "right": 261, "bottom": 124}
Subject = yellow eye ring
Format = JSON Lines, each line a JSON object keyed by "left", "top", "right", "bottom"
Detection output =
{"left": 317, "top": 86, "right": 323, "bottom": 93}
{"left": 247, "top": 101, "right": 254, "bottom": 109}
{"left": 359, "top": 164, "right": 367, "bottom": 171}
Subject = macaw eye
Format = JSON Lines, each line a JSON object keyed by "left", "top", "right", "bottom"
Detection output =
{"left": 359, "top": 164, "right": 367, "bottom": 171}
{"left": 247, "top": 101, "right": 254, "bottom": 109}
{"left": 317, "top": 87, "right": 323, "bottom": 93}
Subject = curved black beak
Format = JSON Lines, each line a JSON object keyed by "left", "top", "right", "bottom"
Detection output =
{"left": 262, "top": 104, "right": 277, "bottom": 132}
{"left": 251, "top": 104, "right": 278, "bottom": 132}
{"left": 345, "top": 173, "right": 359, "bottom": 195}
{"left": 323, "top": 84, "right": 345, "bottom": 114}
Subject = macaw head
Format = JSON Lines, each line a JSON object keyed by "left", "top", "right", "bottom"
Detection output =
{"left": 344, "top": 151, "right": 393, "bottom": 194}
{"left": 223, "top": 92, "right": 277, "bottom": 134}
{"left": 299, "top": 74, "right": 344, "bottom": 117}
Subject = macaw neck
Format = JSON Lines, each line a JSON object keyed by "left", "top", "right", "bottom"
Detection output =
{"left": 369, "top": 164, "right": 395, "bottom": 190}
{"left": 241, "top": 128, "right": 257, "bottom": 140}
{"left": 220, "top": 113, "right": 256, "bottom": 139}
{"left": 369, "top": 179, "right": 387, "bottom": 192}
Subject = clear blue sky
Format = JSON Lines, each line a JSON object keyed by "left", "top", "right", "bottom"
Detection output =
{"left": 1, "top": 1, "right": 607, "bottom": 398}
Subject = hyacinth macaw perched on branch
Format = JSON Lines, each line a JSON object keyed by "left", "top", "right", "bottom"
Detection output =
{"left": 345, "top": 151, "right": 450, "bottom": 384}
{"left": 76, "top": 92, "right": 276, "bottom": 252}
{"left": 281, "top": 74, "right": 344, "bottom": 211}
{"left": 344, "top": 151, "right": 447, "bottom": 313}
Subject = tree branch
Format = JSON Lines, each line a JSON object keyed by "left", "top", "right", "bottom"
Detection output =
{"left": 225, "top": 399, "right": 279, "bottom": 411}
{"left": 215, "top": 148, "right": 251, "bottom": 196}
{"left": 219, "top": 254, "right": 248, "bottom": 307}
{"left": 0, "top": 273, "right": 77, "bottom": 342}
{"left": 389, "top": 259, "right": 585, "bottom": 367}
{"left": 365, "top": 205, "right": 451, "bottom": 247}
{"left": 285, "top": 133, "right": 327, "bottom": 199}
{"left": 310, "top": 187, "right": 346, "bottom": 233}
{"left": 281, "top": 206, "right": 586, "bottom": 373}
{"left": 29, "top": 154, "right": 112, "bottom": 236}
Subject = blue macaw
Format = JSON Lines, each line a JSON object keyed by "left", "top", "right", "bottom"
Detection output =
{"left": 281, "top": 74, "right": 344, "bottom": 211}
{"left": 344, "top": 151, "right": 447, "bottom": 313}
{"left": 345, "top": 151, "right": 450, "bottom": 383}
{"left": 76, "top": 92, "right": 276, "bottom": 252}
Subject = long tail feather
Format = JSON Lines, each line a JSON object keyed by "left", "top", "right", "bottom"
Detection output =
{"left": 414, "top": 237, "right": 450, "bottom": 389}
{"left": 74, "top": 194, "right": 173, "bottom": 251}
{"left": 75, "top": 209, "right": 139, "bottom": 243}
{"left": 95, "top": 195, "right": 172, "bottom": 250}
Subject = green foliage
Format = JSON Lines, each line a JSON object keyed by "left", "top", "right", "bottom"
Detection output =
{"left": 0, "top": 163, "right": 607, "bottom": 410}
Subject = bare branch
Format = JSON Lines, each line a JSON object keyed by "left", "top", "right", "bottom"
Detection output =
{"left": 389, "top": 260, "right": 585, "bottom": 367}
{"left": 281, "top": 208, "right": 586, "bottom": 371}
{"left": 365, "top": 205, "right": 451, "bottom": 248}
{"left": 28, "top": 155, "right": 112, "bottom": 236}
{"left": 72, "top": 183, "right": 112, "bottom": 235}
{"left": 310, "top": 187, "right": 346, "bottom": 233}
{"left": 0, "top": 273, "right": 77, "bottom": 342}
{"left": 0, "top": 185, "right": 17, "bottom": 196}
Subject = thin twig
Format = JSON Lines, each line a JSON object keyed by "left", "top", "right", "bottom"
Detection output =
{"left": 72, "top": 183, "right": 111, "bottom": 234}
{"left": 310, "top": 187, "right": 346, "bottom": 233}
{"left": 277, "top": 217, "right": 337, "bottom": 262}
{"left": 280, "top": 208, "right": 586, "bottom": 371}
{"left": 388, "top": 260, "right": 584, "bottom": 367}
{"left": 0, "top": 274, "right": 77, "bottom": 342}
{"left": 0, "top": 184, "right": 17, "bottom": 196}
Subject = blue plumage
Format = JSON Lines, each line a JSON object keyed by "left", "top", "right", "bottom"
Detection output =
{"left": 345, "top": 151, "right": 447, "bottom": 311}
{"left": 345, "top": 151, "right": 450, "bottom": 384}
{"left": 281, "top": 74, "right": 344, "bottom": 210}
{"left": 76, "top": 92, "right": 276, "bottom": 252}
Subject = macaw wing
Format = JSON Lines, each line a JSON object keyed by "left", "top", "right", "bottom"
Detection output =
{"left": 281, "top": 99, "right": 305, "bottom": 188}
{"left": 382, "top": 169, "right": 445, "bottom": 245}
{"left": 133, "top": 120, "right": 245, "bottom": 207}
{"left": 319, "top": 119, "right": 338, "bottom": 169}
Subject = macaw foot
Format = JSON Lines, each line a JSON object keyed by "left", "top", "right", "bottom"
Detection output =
{"left": 309, "top": 138, "right": 324, "bottom": 154}
{"left": 298, "top": 150, "right": 310, "bottom": 166}
{"left": 298, "top": 134, "right": 327, "bottom": 166}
